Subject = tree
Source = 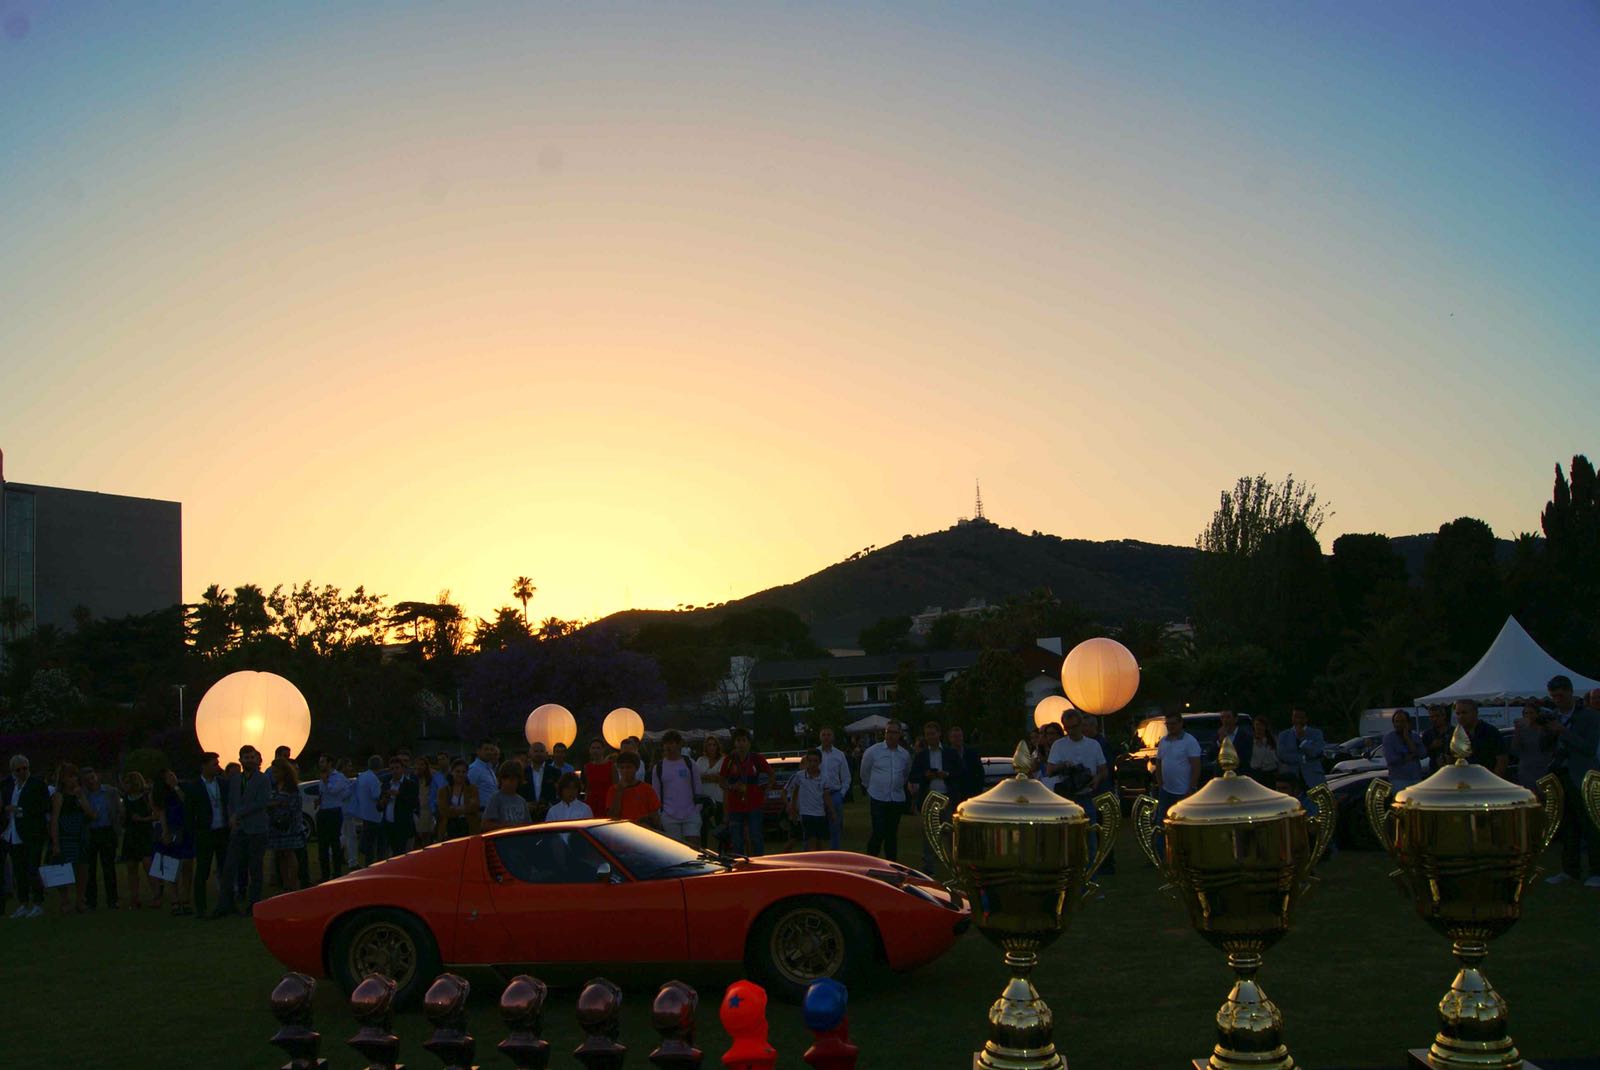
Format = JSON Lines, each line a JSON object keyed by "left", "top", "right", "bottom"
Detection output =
{"left": 809, "top": 671, "right": 847, "bottom": 737}
{"left": 754, "top": 691, "right": 794, "bottom": 749}
{"left": 1329, "top": 533, "right": 1408, "bottom": 629}
{"left": 890, "top": 659, "right": 927, "bottom": 726}
{"left": 0, "top": 596, "right": 33, "bottom": 642}
{"left": 941, "top": 650, "right": 1027, "bottom": 747}
{"left": 512, "top": 577, "right": 537, "bottom": 623}
{"left": 1539, "top": 455, "right": 1600, "bottom": 659}
{"left": 1195, "top": 474, "right": 1330, "bottom": 646}
{"left": 474, "top": 607, "right": 533, "bottom": 652}
{"left": 858, "top": 616, "right": 914, "bottom": 655}
{"left": 1253, "top": 521, "right": 1341, "bottom": 700}
{"left": 1421, "top": 518, "right": 1507, "bottom": 664}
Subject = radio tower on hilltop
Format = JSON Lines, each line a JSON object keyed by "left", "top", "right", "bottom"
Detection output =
{"left": 974, "top": 479, "right": 985, "bottom": 522}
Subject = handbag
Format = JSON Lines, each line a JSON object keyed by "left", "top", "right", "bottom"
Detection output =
{"left": 40, "top": 862, "right": 75, "bottom": 888}
{"left": 149, "top": 851, "right": 180, "bottom": 883}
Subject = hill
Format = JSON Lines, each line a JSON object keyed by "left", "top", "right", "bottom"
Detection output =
{"left": 602, "top": 521, "right": 1198, "bottom": 648}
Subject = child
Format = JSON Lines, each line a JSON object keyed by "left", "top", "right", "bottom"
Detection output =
{"left": 546, "top": 772, "right": 593, "bottom": 822}
{"left": 481, "top": 761, "right": 531, "bottom": 831}
{"left": 608, "top": 752, "right": 661, "bottom": 828}
{"left": 785, "top": 749, "right": 836, "bottom": 852}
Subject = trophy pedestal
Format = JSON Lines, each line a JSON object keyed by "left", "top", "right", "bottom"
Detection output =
{"left": 1407, "top": 1050, "right": 1542, "bottom": 1070}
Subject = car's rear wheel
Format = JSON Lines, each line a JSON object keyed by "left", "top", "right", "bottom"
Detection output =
{"left": 748, "top": 896, "right": 875, "bottom": 1003}
{"left": 329, "top": 908, "right": 441, "bottom": 1008}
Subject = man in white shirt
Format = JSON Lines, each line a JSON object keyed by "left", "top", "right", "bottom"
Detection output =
{"left": 353, "top": 756, "right": 386, "bottom": 867}
{"left": 1149, "top": 712, "right": 1202, "bottom": 859}
{"left": 817, "top": 727, "right": 851, "bottom": 850}
{"left": 859, "top": 723, "right": 912, "bottom": 862}
{"left": 467, "top": 741, "right": 500, "bottom": 816}
{"left": 1047, "top": 710, "right": 1108, "bottom": 867}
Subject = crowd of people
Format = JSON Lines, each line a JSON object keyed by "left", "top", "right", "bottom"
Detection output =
{"left": 6, "top": 682, "right": 1596, "bottom": 918}
{"left": 1378, "top": 677, "right": 1600, "bottom": 887}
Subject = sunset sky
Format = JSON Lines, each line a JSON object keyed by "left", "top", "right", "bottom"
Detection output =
{"left": 4, "top": 3, "right": 1597, "bottom": 624}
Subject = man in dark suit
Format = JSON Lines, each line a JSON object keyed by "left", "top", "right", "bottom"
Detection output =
{"left": 946, "top": 725, "right": 984, "bottom": 808}
{"left": 386, "top": 755, "right": 419, "bottom": 858}
{"left": 2, "top": 754, "right": 51, "bottom": 917}
{"left": 1546, "top": 675, "right": 1600, "bottom": 886}
{"left": 909, "top": 721, "right": 961, "bottom": 873}
{"left": 1215, "top": 710, "right": 1253, "bottom": 775}
{"left": 185, "top": 752, "right": 228, "bottom": 918}
{"left": 518, "top": 743, "right": 560, "bottom": 820}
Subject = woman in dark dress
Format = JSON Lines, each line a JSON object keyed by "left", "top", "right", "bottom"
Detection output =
{"left": 118, "top": 771, "right": 157, "bottom": 909}
{"left": 153, "top": 768, "right": 196, "bottom": 915}
{"left": 267, "top": 759, "right": 308, "bottom": 893}
{"left": 48, "top": 763, "right": 93, "bottom": 915}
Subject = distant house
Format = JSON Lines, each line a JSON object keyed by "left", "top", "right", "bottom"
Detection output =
{"left": 749, "top": 650, "right": 982, "bottom": 720}
{"left": 908, "top": 599, "right": 992, "bottom": 637}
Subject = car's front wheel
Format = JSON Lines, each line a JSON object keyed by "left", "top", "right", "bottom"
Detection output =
{"left": 329, "top": 908, "right": 442, "bottom": 1008}
{"left": 748, "top": 896, "right": 875, "bottom": 1002}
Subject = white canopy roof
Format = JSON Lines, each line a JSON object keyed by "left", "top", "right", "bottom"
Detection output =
{"left": 845, "top": 713, "right": 892, "bottom": 734}
{"left": 1415, "top": 616, "right": 1600, "bottom": 705}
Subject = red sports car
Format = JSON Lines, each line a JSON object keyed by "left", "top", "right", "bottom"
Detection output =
{"left": 254, "top": 819, "right": 969, "bottom": 1004}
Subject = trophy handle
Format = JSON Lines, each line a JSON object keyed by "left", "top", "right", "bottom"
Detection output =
{"left": 1363, "top": 779, "right": 1395, "bottom": 854}
{"left": 922, "top": 790, "right": 954, "bottom": 876}
{"left": 1581, "top": 771, "right": 1600, "bottom": 846}
{"left": 1306, "top": 784, "right": 1336, "bottom": 869}
{"left": 1536, "top": 774, "right": 1565, "bottom": 858}
{"left": 1085, "top": 790, "right": 1121, "bottom": 884}
{"left": 1131, "top": 794, "right": 1162, "bottom": 870}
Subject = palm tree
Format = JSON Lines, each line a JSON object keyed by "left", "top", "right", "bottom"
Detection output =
{"left": 512, "top": 576, "right": 536, "bottom": 623}
{"left": 0, "top": 596, "right": 33, "bottom": 643}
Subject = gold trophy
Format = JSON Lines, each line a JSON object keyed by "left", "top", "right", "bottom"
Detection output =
{"left": 1133, "top": 739, "right": 1333, "bottom": 1070}
{"left": 923, "top": 741, "right": 1119, "bottom": 1070}
{"left": 1364, "top": 727, "right": 1562, "bottom": 1070}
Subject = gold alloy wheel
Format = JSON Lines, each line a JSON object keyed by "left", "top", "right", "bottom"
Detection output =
{"left": 347, "top": 920, "right": 418, "bottom": 990}
{"left": 769, "top": 907, "right": 847, "bottom": 986}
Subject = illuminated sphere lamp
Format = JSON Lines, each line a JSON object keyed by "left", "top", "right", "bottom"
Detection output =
{"left": 194, "top": 670, "right": 311, "bottom": 761}
{"left": 602, "top": 706, "right": 645, "bottom": 749}
{"left": 1060, "top": 636, "right": 1141, "bottom": 715}
{"left": 524, "top": 703, "right": 577, "bottom": 749}
{"left": 1032, "top": 694, "right": 1075, "bottom": 729}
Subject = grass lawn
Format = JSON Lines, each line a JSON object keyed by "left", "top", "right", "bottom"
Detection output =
{"left": 6, "top": 800, "right": 1599, "bottom": 1069}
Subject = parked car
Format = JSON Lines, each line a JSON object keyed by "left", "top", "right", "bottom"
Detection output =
{"left": 254, "top": 818, "right": 970, "bottom": 1004}
{"left": 981, "top": 756, "right": 1015, "bottom": 789}
{"left": 1113, "top": 712, "right": 1253, "bottom": 803}
{"left": 1325, "top": 728, "right": 1518, "bottom": 849}
{"left": 761, "top": 757, "right": 805, "bottom": 831}
{"left": 1323, "top": 735, "right": 1382, "bottom": 769}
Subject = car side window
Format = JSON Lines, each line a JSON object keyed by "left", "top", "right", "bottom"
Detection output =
{"left": 491, "top": 831, "right": 608, "bottom": 885}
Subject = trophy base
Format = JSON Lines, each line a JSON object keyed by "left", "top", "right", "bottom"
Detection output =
{"left": 1194, "top": 1060, "right": 1296, "bottom": 1070}
{"left": 975, "top": 1049, "right": 1064, "bottom": 1070}
{"left": 1406, "top": 1050, "right": 1540, "bottom": 1070}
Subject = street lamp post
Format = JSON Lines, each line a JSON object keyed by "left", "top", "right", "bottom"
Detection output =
{"left": 175, "top": 683, "right": 187, "bottom": 729}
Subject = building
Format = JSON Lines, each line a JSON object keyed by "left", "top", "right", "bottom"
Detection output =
{"left": 0, "top": 455, "right": 182, "bottom": 635}
{"left": 750, "top": 650, "right": 982, "bottom": 723}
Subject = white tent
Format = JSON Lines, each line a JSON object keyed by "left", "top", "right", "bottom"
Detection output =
{"left": 845, "top": 713, "right": 892, "bottom": 735}
{"left": 1415, "top": 616, "right": 1600, "bottom": 705}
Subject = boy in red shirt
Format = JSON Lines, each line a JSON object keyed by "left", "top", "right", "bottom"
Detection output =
{"left": 607, "top": 752, "right": 661, "bottom": 828}
{"left": 721, "top": 728, "right": 771, "bottom": 856}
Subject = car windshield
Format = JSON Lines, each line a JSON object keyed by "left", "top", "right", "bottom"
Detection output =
{"left": 590, "top": 822, "right": 719, "bottom": 880}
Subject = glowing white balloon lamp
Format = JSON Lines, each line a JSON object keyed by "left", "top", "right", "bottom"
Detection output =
{"left": 1061, "top": 637, "right": 1141, "bottom": 716}
{"left": 602, "top": 707, "right": 645, "bottom": 749}
{"left": 525, "top": 703, "right": 578, "bottom": 749}
{"left": 1033, "top": 694, "right": 1075, "bottom": 729}
{"left": 194, "top": 671, "right": 311, "bottom": 761}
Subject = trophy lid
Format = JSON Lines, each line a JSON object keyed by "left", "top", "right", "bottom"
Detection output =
{"left": 1394, "top": 725, "right": 1537, "bottom": 810}
{"left": 953, "top": 741, "right": 1087, "bottom": 824}
{"left": 1166, "top": 737, "right": 1303, "bottom": 825}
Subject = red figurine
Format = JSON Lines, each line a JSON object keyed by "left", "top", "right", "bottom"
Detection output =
{"left": 719, "top": 981, "right": 775, "bottom": 1070}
